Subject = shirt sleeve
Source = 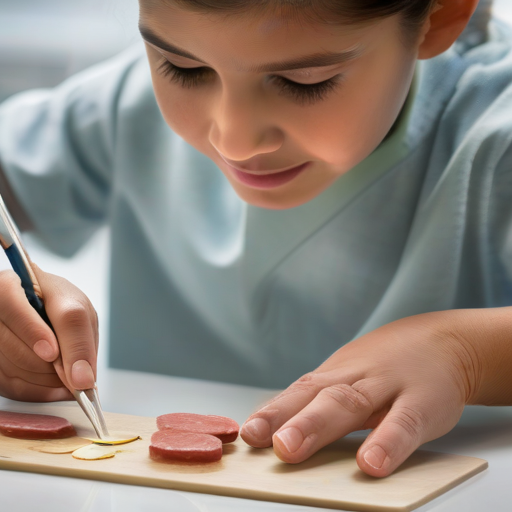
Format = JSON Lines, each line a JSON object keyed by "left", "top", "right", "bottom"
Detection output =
{"left": 0, "top": 44, "right": 145, "bottom": 257}
{"left": 491, "top": 137, "right": 512, "bottom": 305}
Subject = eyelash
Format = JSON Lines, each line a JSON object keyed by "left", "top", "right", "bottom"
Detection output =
{"left": 156, "top": 59, "right": 343, "bottom": 105}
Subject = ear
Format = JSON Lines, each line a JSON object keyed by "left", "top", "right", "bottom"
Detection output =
{"left": 417, "top": 0, "right": 480, "bottom": 59}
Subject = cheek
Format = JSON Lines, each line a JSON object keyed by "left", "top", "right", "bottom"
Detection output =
{"left": 153, "top": 81, "right": 196, "bottom": 134}
{"left": 368, "top": 51, "right": 416, "bottom": 122}
{"left": 298, "top": 53, "right": 415, "bottom": 170}
{"left": 151, "top": 76, "right": 211, "bottom": 151}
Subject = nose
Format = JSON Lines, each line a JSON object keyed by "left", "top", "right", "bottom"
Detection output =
{"left": 209, "top": 86, "right": 284, "bottom": 162}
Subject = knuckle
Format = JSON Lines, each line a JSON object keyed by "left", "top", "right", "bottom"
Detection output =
{"left": 300, "top": 411, "right": 327, "bottom": 432}
{"left": 296, "top": 372, "right": 316, "bottom": 385}
{"left": 320, "top": 383, "right": 373, "bottom": 414}
{"left": 290, "top": 372, "right": 322, "bottom": 394}
{"left": 65, "top": 342, "right": 92, "bottom": 361}
{"left": 265, "top": 372, "right": 321, "bottom": 408}
{"left": 391, "top": 405, "right": 426, "bottom": 439}
{"left": 60, "top": 329, "right": 96, "bottom": 359}
{"left": 57, "top": 300, "right": 89, "bottom": 327}
{"left": 247, "top": 407, "right": 279, "bottom": 424}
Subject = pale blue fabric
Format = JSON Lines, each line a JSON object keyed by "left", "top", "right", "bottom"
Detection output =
{"left": 0, "top": 12, "right": 511, "bottom": 388}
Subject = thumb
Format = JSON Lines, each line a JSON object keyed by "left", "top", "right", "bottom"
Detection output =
{"left": 356, "top": 396, "right": 434, "bottom": 478}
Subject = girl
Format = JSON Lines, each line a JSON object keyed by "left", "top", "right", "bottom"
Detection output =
{"left": 0, "top": 0, "right": 511, "bottom": 478}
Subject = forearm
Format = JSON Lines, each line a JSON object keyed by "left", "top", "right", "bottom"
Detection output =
{"left": 453, "top": 306, "right": 512, "bottom": 406}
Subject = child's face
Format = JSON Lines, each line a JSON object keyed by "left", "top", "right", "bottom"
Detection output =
{"left": 140, "top": 4, "right": 420, "bottom": 209}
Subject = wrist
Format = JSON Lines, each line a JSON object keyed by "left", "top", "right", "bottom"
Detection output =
{"left": 445, "top": 307, "right": 512, "bottom": 406}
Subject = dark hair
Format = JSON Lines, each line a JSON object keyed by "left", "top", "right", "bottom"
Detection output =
{"left": 163, "top": 0, "right": 438, "bottom": 35}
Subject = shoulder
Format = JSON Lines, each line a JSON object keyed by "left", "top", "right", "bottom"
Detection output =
{"left": 406, "top": 17, "right": 512, "bottom": 189}
{"left": 409, "top": 18, "right": 512, "bottom": 145}
{"left": 450, "top": 18, "right": 512, "bottom": 129}
{"left": 406, "top": 20, "right": 512, "bottom": 226}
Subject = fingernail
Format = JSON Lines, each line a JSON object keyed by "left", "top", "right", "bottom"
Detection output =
{"left": 71, "top": 360, "right": 95, "bottom": 390}
{"left": 242, "top": 418, "right": 271, "bottom": 441}
{"left": 33, "top": 340, "right": 56, "bottom": 361}
{"left": 364, "top": 445, "right": 387, "bottom": 470}
{"left": 274, "top": 427, "right": 303, "bottom": 454}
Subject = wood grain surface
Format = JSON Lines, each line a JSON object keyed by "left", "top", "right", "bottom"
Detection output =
{"left": 0, "top": 403, "right": 487, "bottom": 512}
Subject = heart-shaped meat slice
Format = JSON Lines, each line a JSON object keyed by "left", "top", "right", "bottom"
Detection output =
{"left": 156, "top": 413, "right": 239, "bottom": 443}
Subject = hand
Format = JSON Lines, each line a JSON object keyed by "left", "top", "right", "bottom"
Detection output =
{"left": 0, "top": 265, "right": 99, "bottom": 402}
{"left": 241, "top": 311, "right": 482, "bottom": 477}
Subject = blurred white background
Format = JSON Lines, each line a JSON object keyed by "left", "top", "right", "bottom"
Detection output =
{"left": 0, "top": 0, "right": 140, "bottom": 102}
{"left": 495, "top": 0, "right": 512, "bottom": 20}
{"left": 0, "top": 0, "right": 511, "bottom": 370}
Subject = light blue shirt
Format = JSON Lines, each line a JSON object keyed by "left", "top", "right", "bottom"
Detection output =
{"left": 0, "top": 7, "right": 511, "bottom": 388}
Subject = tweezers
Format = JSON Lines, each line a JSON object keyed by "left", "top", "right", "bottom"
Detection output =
{"left": 0, "top": 192, "right": 110, "bottom": 440}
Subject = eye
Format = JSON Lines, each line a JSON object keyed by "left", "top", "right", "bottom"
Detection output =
{"left": 270, "top": 75, "right": 344, "bottom": 105}
{"left": 157, "top": 60, "right": 213, "bottom": 87}
{"left": 157, "top": 58, "right": 344, "bottom": 105}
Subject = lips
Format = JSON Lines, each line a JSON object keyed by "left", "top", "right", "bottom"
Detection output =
{"left": 218, "top": 156, "right": 310, "bottom": 190}
{"left": 231, "top": 163, "right": 309, "bottom": 189}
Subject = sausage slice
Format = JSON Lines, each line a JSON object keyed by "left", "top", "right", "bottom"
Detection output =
{"left": 156, "top": 413, "right": 239, "bottom": 443}
{"left": 0, "top": 410, "right": 76, "bottom": 440}
{"left": 149, "top": 431, "right": 222, "bottom": 463}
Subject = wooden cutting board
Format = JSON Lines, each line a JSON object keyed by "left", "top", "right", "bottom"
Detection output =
{"left": 0, "top": 404, "right": 487, "bottom": 512}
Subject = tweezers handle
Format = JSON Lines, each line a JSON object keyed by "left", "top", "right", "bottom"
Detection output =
{"left": 4, "top": 243, "right": 52, "bottom": 327}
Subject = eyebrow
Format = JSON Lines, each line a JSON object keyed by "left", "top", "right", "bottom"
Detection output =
{"left": 139, "top": 26, "right": 362, "bottom": 72}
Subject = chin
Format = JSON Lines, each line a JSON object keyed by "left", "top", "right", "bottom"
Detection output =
{"left": 231, "top": 183, "right": 320, "bottom": 210}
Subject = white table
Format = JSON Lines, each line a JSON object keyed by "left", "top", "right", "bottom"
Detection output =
{"left": 1, "top": 367, "right": 512, "bottom": 512}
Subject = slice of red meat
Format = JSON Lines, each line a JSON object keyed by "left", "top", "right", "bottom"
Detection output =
{"left": 149, "top": 431, "right": 222, "bottom": 463}
{"left": 0, "top": 410, "right": 76, "bottom": 440}
{"left": 156, "top": 413, "right": 239, "bottom": 443}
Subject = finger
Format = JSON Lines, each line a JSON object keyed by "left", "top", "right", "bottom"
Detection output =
{"left": 241, "top": 370, "right": 361, "bottom": 448}
{"left": 44, "top": 296, "right": 97, "bottom": 391}
{"left": 0, "top": 354, "right": 62, "bottom": 388}
{"left": 272, "top": 379, "right": 395, "bottom": 464}
{"left": 356, "top": 393, "right": 462, "bottom": 478}
{"left": 0, "top": 324, "right": 55, "bottom": 374}
{"left": 241, "top": 373, "right": 327, "bottom": 448}
{"left": 0, "top": 270, "right": 59, "bottom": 362}
{"left": 36, "top": 268, "right": 98, "bottom": 391}
{"left": 0, "top": 367, "right": 73, "bottom": 402}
